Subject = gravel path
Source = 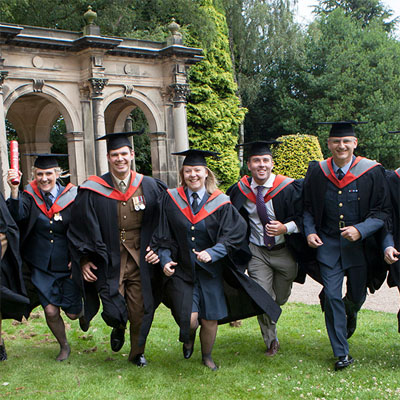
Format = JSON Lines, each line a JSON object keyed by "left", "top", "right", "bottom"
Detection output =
{"left": 289, "top": 277, "right": 399, "bottom": 314}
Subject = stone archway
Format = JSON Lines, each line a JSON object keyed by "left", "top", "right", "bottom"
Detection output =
{"left": 5, "top": 90, "right": 84, "bottom": 187}
{"left": 0, "top": 12, "right": 202, "bottom": 195}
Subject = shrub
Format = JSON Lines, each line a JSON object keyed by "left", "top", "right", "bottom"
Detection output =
{"left": 272, "top": 134, "right": 323, "bottom": 179}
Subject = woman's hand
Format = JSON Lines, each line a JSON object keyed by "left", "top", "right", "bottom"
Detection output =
{"left": 145, "top": 246, "right": 159, "bottom": 264}
{"left": 163, "top": 261, "right": 177, "bottom": 276}
{"left": 194, "top": 250, "right": 212, "bottom": 263}
{"left": 7, "top": 169, "right": 22, "bottom": 199}
{"left": 81, "top": 261, "right": 98, "bottom": 282}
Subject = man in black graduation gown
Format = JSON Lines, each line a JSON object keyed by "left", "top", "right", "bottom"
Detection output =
{"left": 382, "top": 166, "right": 400, "bottom": 327}
{"left": 227, "top": 141, "right": 305, "bottom": 356}
{"left": 303, "top": 121, "right": 391, "bottom": 370}
{"left": 68, "top": 131, "right": 166, "bottom": 366}
{"left": 0, "top": 192, "right": 29, "bottom": 361}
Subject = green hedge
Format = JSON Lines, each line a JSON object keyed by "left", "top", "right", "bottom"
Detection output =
{"left": 272, "top": 134, "right": 323, "bottom": 179}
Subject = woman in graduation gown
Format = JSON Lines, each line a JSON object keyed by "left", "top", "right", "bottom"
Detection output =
{"left": 7, "top": 154, "right": 82, "bottom": 361}
{"left": 152, "top": 150, "right": 281, "bottom": 371}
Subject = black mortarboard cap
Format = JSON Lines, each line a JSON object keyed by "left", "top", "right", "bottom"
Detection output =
{"left": 317, "top": 121, "right": 367, "bottom": 137}
{"left": 388, "top": 130, "right": 400, "bottom": 134}
{"left": 25, "top": 153, "right": 68, "bottom": 169}
{"left": 172, "top": 149, "right": 220, "bottom": 166}
{"left": 96, "top": 129, "right": 144, "bottom": 151}
{"left": 236, "top": 140, "right": 281, "bottom": 157}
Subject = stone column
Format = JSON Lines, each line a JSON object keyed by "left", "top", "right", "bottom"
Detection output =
{"left": 80, "top": 84, "right": 96, "bottom": 177}
{"left": 149, "top": 131, "right": 173, "bottom": 185}
{"left": 89, "top": 77, "right": 108, "bottom": 175}
{"left": 65, "top": 131, "right": 85, "bottom": 185}
{"left": 170, "top": 83, "right": 190, "bottom": 152}
{"left": 124, "top": 115, "right": 136, "bottom": 171}
{"left": 0, "top": 71, "right": 9, "bottom": 197}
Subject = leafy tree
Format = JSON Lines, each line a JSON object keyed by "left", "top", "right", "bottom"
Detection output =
{"left": 298, "top": 9, "right": 400, "bottom": 167}
{"left": 317, "top": 0, "right": 399, "bottom": 32}
{"left": 185, "top": 0, "right": 246, "bottom": 189}
{"left": 223, "top": 0, "right": 306, "bottom": 142}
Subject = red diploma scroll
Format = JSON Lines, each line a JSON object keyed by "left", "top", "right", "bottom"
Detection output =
{"left": 10, "top": 140, "right": 20, "bottom": 184}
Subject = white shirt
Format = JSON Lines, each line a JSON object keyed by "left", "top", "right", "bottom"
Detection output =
{"left": 244, "top": 173, "right": 299, "bottom": 247}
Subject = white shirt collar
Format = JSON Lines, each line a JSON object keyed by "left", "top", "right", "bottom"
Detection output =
{"left": 250, "top": 173, "right": 276, "bottom": 191}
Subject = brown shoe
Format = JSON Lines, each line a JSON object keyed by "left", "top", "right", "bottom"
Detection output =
{"left": 265, "top": 339, "right": 280, "bottom": 357}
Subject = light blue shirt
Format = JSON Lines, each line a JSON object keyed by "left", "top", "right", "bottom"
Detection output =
{"left": 187, "top": 186, "right": 206, "bottom": 205}
{"left": 40, "top": 183, "right": 60, "bottom": 204}
{"left": 332, "top": 156, "right": 355, "bottom": 177}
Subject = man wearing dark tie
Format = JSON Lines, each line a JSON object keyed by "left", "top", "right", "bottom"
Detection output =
{"left": 303, "top": 121, "right": 391, "bottom": 370}
{"left": 227, "top": 141, "right": 304, "bottom": 357}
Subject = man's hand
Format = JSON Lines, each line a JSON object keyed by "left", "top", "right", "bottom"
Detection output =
{"left": 81, "top": 261, "right": 98, "bottom": 282}
{"left": 194, "top": 250, "right": 212, "bottom": 263}
{"left": 266, "top": 220, "right": 287, "bottom": 237}
{"left": 340, "top": 226, "right": 361, "bottom": 242}
{"left": 163, "top": 261, "right": 177, "bottom": 276}
{"left": 307, "top": 233, "right": 323, "bottom": 248}
{"left": 144, "top": 246, "right": 159, "bottom": 264}
{"left": 384, "top": 246, "right": 400, "bottom": 264}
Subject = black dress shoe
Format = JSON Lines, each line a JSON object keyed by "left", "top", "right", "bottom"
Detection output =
{"left": 183, "top": 343, "right": 194, "bottom": 359}
{"left": 335, "top": 355, "right": 354, "bottom": 371}
{"left": 347, "top": 313, "right": 357, "bottom": 339}
{"left": 79, "top": 316, "right": 90, "bottom": 332}
{"left": 110, "top": 327, "right": 125, "bottom": 352}
{"left": 132, "top": 353, "right": 148, "bottom": 367}
{"left": 0, "top": 341, "right": 7, "bottom": 361}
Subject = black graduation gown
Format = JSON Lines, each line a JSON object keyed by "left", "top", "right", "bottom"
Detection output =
{"left": 227, "top": 177, "right": 316, "bottom": 283}
{"left": 151, "top": 189, "right": 282, "bottom": 343}
{"left": 68, "top": 173, "right": 167, "bottom": 347}
{"left": 7, "top": 183, "right": 76, "bottom": 314}
{"left": 385, "top": 170, "right": 400, "bottom": 288}
{"left": 303, "top": 160, "right": 391, "bottom": 292}
{"left": 0, "top": 193, "right": 29, "bottom": 320}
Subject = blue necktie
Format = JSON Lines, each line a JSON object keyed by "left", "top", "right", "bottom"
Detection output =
{"left": 337, "top": 168, "right": 344, "bottom": 180}
{"left": 256, "top": 186, "right": 275, "bottom": 248}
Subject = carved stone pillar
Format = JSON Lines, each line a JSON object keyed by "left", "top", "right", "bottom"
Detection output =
{"left": 0, "top": 71, "right": 9, "bottom": 197}
{"left": 89, "top": 77, "right": 108, "bottom": 175}
{"left": 79, "top": 84, "right": 96, "bottom": 178}
{"left": 65, "top": 131, "right": 85, "bottom": 185}
{"left": 170, "top": 83, "right": 190, "bottom": 153}
{"left": 149, "top": 131, "right": 175, "bottom": 186}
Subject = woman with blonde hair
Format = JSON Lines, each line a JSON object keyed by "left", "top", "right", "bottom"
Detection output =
{"left": 151, "top": 149, "right": 281, "bottom": 370}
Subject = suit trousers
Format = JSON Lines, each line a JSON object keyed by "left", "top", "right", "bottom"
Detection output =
{"left": 119, "top": 246, "right": 144, "bottom": 360}
{"left": 248, "top": 242, "right": 297, "bottom": 348}
{"left": 319, "top": 260, "right": 367, "bottom": 357}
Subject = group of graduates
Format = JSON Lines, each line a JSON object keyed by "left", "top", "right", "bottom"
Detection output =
{"left": 0, "top": 120, "right": 399, "bottom": 372}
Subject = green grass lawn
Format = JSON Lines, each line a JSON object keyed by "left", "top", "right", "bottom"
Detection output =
{"left": 1, "top": 302, "right": 399, "bottom": 399}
